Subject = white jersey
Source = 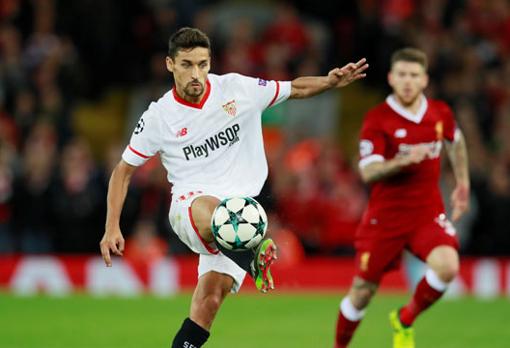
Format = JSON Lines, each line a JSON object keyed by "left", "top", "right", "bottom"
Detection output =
{"left": 122, "top": 73, "right": 291, "bottom": 198}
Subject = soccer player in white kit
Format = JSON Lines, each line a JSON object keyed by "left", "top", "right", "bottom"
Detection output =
{"left": 100, "top": 27, "right": 368, "bottom": 347}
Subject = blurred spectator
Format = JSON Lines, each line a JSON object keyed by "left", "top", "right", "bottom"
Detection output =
{"left": 126, "top": 52, "right": 172, "bottom": 140}
{"left": 284, "top": 55, "right": 339, "bottom": 141}
{"left": 124, "top": 219, "right": 168, "bottom": 269}
{"left": 12, "top": 122, "right": 57, "bottom": 253}
{"left": 51, "top": 138, "right": 106, "bottom": 253}
{"left": 218, "top": 18, "right": 260, "bottom": 76}
{"left": 13, "top": 89, "right": 37, "bottom": 139}
{"left": 0, "top": 138, "right": 15, "bottom": 253}
{"left": 274, "top": 138, "right": 365, "bottom": 254}
{"left": 262, "top": 2, "right": 310, "bottom": 60}
{"left": 267, "top": 213, "right": 305, "bottom": 268}
{"left": 0, "top": 25, "right": 27, "bottom": 101}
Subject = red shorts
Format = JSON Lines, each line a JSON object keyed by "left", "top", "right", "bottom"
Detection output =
{"left": 354, "top": 213, "right": 459, "bottom": 283}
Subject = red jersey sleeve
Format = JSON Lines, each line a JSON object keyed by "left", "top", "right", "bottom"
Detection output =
{"left": 438, "top": 101, "right": 456, "bottom": 142}
{"left": 359, "top": 111, "right": 386, "bottom": 168}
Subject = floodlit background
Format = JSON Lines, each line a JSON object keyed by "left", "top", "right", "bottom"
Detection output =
{"left": 0, "top": 1, "right": 509, "bottom": 347}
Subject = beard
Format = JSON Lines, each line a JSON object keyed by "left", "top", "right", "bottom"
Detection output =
{"left": 184, "top": 80, "right": 204, "bottom": 98}
{"left": 397, "top": 90, "right": 421, "bottom": 107}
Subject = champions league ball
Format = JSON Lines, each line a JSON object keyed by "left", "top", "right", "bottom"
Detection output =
{"left": 211, "top": 197, "right": 268, "bottom": 251}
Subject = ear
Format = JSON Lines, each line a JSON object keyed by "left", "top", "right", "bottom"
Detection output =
{"left": 387, "top": 71, "right": 393, "bottom": 88}
{"left": 166, "top": 56, "right": 174, "bottom": 73}
{"left": 423, "top": 73, "right": 429, "bottom": 89}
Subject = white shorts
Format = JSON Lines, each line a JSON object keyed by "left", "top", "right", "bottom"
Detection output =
{"left": 168, "top": 191, "right": 246, "bottom": 293}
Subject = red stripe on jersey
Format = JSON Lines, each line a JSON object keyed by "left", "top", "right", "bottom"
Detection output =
{"left": 268, "top": 81, "right": 280, "bottom": 107}
{"left": 128, "top": 145, "right": 150, "bottom": 159}
{"left": 188, "top": 206, "right": 219, "bottom": 255}
{"left": 172, "top": 80, "right": 211, "bottom": 109}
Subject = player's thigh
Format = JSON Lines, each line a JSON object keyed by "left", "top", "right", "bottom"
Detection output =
{"left": 354, "top": 228, "right": 407, "bottom": 284}
{"left": 190, "top": 195, "right": 221, "bottom": 242}
{"left": 408, "top": 213, "right": 459, "bottom": 272}
{"left": 168, "top": 192, "right": 220, "bottom": 254}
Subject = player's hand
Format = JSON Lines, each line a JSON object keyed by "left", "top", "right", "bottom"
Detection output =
{"left": 328, "top": 58, "right": 369, "bottom": 88}
{"left": 396, "top": 144, "right": 432, "bottom": 166}
{"left": 450, "top": 183, "right": 469, "bottom": 222}
{"left": 100, "top": 227, "right": 125, "bottom": 267}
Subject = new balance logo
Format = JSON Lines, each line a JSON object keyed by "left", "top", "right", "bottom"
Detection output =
{"left": 176, "top": 128, "right": 188, "bottom": 137}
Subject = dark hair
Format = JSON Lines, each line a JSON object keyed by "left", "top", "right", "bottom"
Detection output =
{"left": 391, "top": 48, "right": 428, "bottom": 70}
{"left": 168, "top": 27, "right": 211, "bottom": 59}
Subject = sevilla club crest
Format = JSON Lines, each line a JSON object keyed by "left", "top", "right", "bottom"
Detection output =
{"left": 222, "top": 100, "right": 237, "bottom": 117}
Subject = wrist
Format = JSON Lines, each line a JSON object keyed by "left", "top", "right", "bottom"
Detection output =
{"left": 456, "top": 180, "right": 470, "bottom": 189}
{"left": 392, "top": 155, "right": 407, "bottom": 169}
{"left": 105, "top": 220, "right": 120, "bottom": 231}
{"left": 325, "top": 75, "right": 335, "bottom": 88}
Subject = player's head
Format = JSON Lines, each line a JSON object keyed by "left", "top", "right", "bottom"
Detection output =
{"left": 166, "top": 27, "right": 211, "bottom": 99}
{"left": 388, "top": 48, "right": 428, "bottom": 106}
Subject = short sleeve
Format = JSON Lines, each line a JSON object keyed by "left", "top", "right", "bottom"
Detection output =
{"left": 358, "top": 113, "right": 386, "bottom": 169}
{"left": 439, "top": 101, "right": 457, "bottom": 142}
{"left": 237, "top": 74, "right": 291, "bottom": 111}
{"left": 122, "top": 104, "right": 161, "bottom": 166}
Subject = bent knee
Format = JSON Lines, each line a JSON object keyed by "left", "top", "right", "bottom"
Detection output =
{"left": 434, "top": 264, "right": 459, "bottom": 283}
{"left": 349, "top": 278, "right": 378, "bottom": 309}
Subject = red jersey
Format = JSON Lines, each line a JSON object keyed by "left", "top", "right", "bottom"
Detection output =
{"left": 358, "top": 95, "right": 456, "bottom": 235}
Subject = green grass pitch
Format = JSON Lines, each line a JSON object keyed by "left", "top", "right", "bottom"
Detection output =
{"left": 1, "top": 292, "right": 509, "bottom": 348}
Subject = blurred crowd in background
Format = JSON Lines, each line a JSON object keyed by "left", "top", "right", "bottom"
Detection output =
{"left": 0, "top": 0, "right": 509, "bottom": 260}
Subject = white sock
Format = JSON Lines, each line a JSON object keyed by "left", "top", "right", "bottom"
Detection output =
{"left": 340, "top": 297, "right": 365, "bottom": 322}
{"left": 425, "top": 269, "right": 449, "bottom": 292}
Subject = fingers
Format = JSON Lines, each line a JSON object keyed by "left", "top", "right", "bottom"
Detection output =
{"left": 118, "top": 238, "right": 125, "bottom": 254}
{"left": 99, "top": 235, "right": 125, "bottom": 267}
{"left": 353, "top": 73, "right": 367, "bottom": 81}
{"left": 451, "top": 207, "right": 461, "bottom": 222}
{"left": 332, "top": 67, "right": 343, "bottom": 77}
{"left": 355, "top": 58, "right": 367, "bottom": 67}
{"left": 451, "top": 204, "right": 467, "bottom": 221}
{"left": 356, "top": 62, "right": 369, "bottom": 74}
{"left": 451, "top": 197, "right": 468, "bottom": 222}
{"left": 338, "top": 59, "right": 369, "bottom": 80}
{"left": 340, "top": 63, "right": 357, "bottom": 74}
{"left": 346, "top": 58, "right": 369, "bottom": 73}
{"left": 100, "top": 242, "right": 112, "bottom": 267}
{"left": 110, "top": 238, "right": 124, "bottom": 256}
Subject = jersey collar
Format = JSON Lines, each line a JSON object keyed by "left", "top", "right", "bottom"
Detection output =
{"left": 386, "top": 94, "right": 428, "bottom": 124}
{"left": 172, "top": 79, "right": 211, "bottom": 109}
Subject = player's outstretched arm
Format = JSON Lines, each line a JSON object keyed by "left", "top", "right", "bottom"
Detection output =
{"left": 360, "top": 144, "right": 431, "bottom": 183}
{"left": 444, "top": 130, "right": 470, "bottom": 221}
{"left": 289, "top": 58, "right": 368, "bottom": 99}
{"left": 100, "top": 160, "right": 137, "bottom": 267}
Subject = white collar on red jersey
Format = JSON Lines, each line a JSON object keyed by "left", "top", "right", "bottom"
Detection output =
{"left": 386, "top": 94, "right": 428, "bottom": 124}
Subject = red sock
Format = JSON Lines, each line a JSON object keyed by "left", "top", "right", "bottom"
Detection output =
{"left": 399, "top": 273, "right": 445, "bottom": 326}
{"left": 335, "top": 311, "right": 360, "bottom": 348}
{"left": 335, "top": 297, "right": 365, "bottom": 348}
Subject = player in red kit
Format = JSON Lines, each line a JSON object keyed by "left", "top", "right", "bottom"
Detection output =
{"left": 333, "top": 48, "right": 469, "bottom": 348}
